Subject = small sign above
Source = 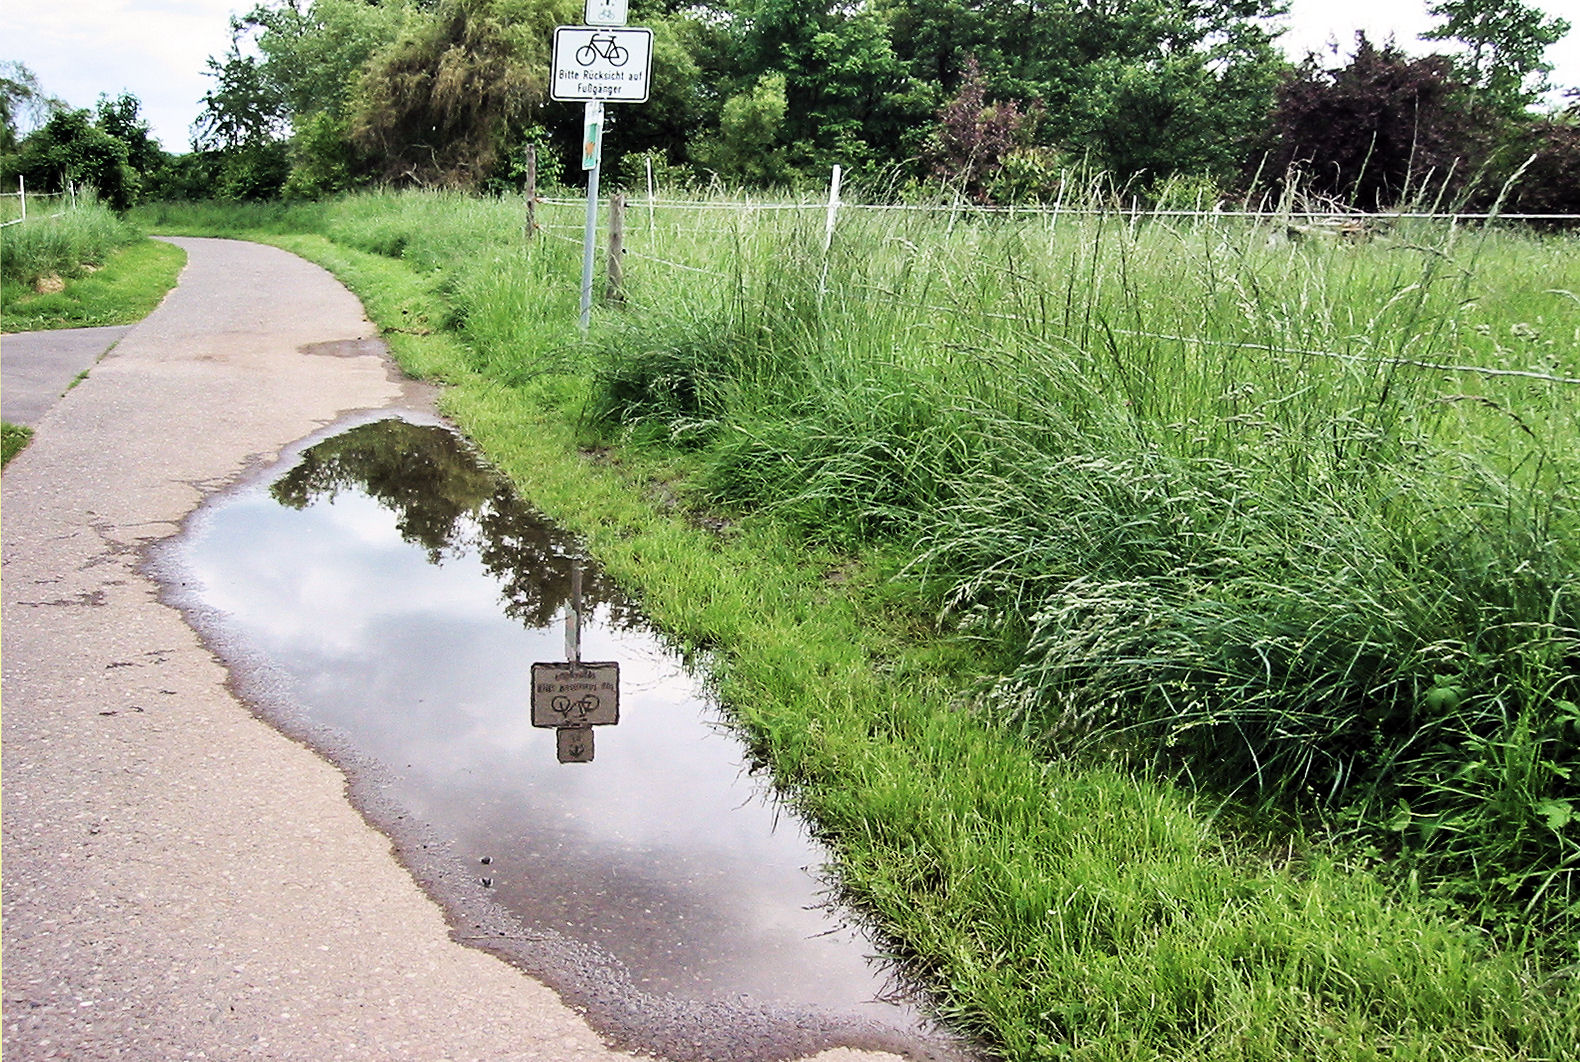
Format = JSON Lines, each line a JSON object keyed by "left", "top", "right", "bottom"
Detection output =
{"left": 531, "top": 662, "right": 620, "bottom": 727}
{"left": 551, "top": 26, "right": 653, "bottom": 103}
{"left": 585, "top": 0, "right": 628, "bottom": 26}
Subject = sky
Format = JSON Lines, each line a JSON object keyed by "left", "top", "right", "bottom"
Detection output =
{"left": 2, "top": 0, "right": 1578, "bottom": 153}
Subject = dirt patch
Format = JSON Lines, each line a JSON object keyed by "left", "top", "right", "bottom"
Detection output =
{"left": 34, "top": 274, "right": 65, "bottom": 295}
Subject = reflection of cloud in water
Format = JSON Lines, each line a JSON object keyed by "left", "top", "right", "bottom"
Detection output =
{"left": 175, "top": 417, "right": 922, "bottom": 1025}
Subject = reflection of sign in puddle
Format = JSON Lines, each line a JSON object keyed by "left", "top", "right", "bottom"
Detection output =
{"left": 160, "top": 414, "right": 975, "bottom": 1062}
{"left": 533, "top": 661, "right": 619, "bottom": 762}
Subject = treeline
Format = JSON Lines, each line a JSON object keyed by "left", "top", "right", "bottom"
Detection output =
{"left": 4, "top": 0, "right": 1577, "bottom": 211}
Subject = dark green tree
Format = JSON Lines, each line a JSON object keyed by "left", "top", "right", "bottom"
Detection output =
{"left": 95, "top": 92, "right": 166, "bottom": 177}
{"left": 692, "top": 0, "right": 930, "bottom": 181}
{"left": 885, "top": 0, "right": 1289, "bottom": 186}
{"left": 9, "top": 109, "right": 137, "bottom": 209}
{"left": 1423, "top": 0, "right": 1571, "bottom": 113}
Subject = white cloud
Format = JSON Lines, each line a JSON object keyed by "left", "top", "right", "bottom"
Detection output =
{"left": 3, "top": 0, "right": 242, "bottom": 150}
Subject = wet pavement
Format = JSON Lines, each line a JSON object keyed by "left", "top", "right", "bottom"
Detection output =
{"left": 153, "top": 413, "right": 974, "bottom": 1062}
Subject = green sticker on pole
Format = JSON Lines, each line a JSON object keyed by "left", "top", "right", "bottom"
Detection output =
{"left": 582, "top": 100, "right": 603, "bottom": 170}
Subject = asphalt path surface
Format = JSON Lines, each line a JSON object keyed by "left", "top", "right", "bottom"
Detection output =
{"left": 1, "top": 325, "right": 131, "bottom": 426}
{"left": 0, "top": 237, "right": 900, "bottom": 1062}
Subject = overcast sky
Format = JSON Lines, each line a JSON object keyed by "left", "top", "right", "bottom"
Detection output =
{"left": 3, "top": 0, "right": 1577, "bottom": 153}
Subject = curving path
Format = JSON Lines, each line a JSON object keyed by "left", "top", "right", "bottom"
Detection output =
{"left": 0, "top": 238, "right": 896, "bottom": 1062}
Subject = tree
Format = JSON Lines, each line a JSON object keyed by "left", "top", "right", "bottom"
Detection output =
{"left": 1, "top": 62, "right": 62, "bottom": 155}
{"left": 235, "top": 0, "right": 413, "bottom": 194}
{"left": 349, "top": 0, "right": 555, "bottom": 186}
{"left": 923, "top": 56, "right": 1031, "bottom": 201}
{"left": 1254, "top": 35, "right": 1498, "bottom": 208}
{"left": 1423, "top": 0, "right": 1571, "bottom": 113}
{"left": 194, "top": 45, "right": 289, "bottom": 151}
{"left": 886, "top": 0, "right": 1289, "bottom": 186}
{"left": 9, "top": 109, "right": 137, "bottom": 209}
{"left": 698, "top": 0, "right": 931, "bottom": 180}
{"left": 96, "top": 92, "right": 165, "bottom": 176}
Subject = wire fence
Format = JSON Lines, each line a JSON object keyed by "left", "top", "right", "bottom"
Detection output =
{"left": 0, "top": 180, "right": 77, "bottom": 228}
{"left": 529, "top": 176, "right": 1580, "bottom": 390}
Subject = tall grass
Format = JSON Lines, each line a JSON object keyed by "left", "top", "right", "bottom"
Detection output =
{"left": 553, "top": 196, "right": 1580, "bottom": 946}
{"left": 149, "top": 189, "right": 1580, "bottom": 1056}
{"left": 0, "top": 192, "right": 142, "bottom": 286}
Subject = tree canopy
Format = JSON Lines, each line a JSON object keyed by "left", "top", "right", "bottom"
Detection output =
{"left": 7, "top": 0, "right": 1574, "bottom": 208}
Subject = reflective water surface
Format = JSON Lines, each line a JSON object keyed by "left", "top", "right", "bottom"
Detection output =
{"left": 161, "top": 414, "right": 972, "bottom": 1062}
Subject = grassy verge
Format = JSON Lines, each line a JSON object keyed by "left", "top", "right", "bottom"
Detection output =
{"left": 2, "top": 238, "right": 187, "bottom": 332}
{"left": 146, "top": 195, "right": 1580, "bottom": 1060}
{"left": 2, "top": 422, "right": 33, "bottom": 466}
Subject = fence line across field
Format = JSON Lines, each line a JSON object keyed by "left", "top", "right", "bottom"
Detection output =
{"left": 1, "top": 179, "right": 79, "bottom": 227}
{"left": 534, "top": 183, "right": 1579, "bottom": 391}
{"left": 531, "top": 194, "right": 1576, "bottom": 225}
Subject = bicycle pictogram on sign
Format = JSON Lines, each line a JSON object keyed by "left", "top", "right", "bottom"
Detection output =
{"left": 575, "top": 34, "right": 629, "bottom": 67}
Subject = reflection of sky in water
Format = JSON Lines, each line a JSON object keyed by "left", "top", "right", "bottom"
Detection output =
{"left": 175, "top": 419, "right": 910, "bottom": 1019}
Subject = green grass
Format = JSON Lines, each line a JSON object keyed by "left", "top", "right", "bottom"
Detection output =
{"left": 2, "top": 422, "right": 33, "bottom": 466}
{"left": 0, "top": 195, "right": 144, "bottom": 290}
{"left": 145, "top": 191, "right": 1580, "bottom": 1060}
{"left": 2, "top": 238, "right": 187, "bottom": 332}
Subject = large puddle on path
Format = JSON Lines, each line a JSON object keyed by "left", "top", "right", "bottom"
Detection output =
{"left": 156, "top": 413, "right": 975, "bottom": 1062}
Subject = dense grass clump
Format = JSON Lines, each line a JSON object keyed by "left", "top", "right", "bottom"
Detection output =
{"left": 0, "top": 194, "right": 142, "bottom": 287}
{"left": 571, "top": 203, "right": 1580, "bottom": 944}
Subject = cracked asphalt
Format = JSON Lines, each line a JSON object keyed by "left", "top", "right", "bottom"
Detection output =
{"left": 0, "top": 237, "right": 901, "bottom": 1062}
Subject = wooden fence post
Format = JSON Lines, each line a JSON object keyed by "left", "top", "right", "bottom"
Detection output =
{"left": 607, "top": 192, "right": 626, "bottom": 304}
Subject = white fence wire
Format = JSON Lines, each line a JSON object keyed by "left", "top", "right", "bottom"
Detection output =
{"left": 530, "top": 172, "right": 1579, "bottom": 389}
{"left": 0, "top": 178, "right": 77, "bottom": 228}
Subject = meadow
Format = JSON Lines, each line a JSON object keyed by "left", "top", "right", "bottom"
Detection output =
{"left": 141, "top": 187, "right": 1580, "bottom": 1059}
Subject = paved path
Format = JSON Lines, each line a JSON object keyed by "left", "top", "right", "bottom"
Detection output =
{"left": 1, "top": 325, "right": 131, "bottom": 426}
{"left": 0, "top": 238, "right": 892, "bottom": 1062}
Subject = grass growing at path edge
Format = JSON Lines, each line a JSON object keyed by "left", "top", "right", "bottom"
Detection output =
{"left": 2, "top": 422, "right": 33, "bottom": 466}
{"left": 1, "top": 238, "right": 187, "bottom": 332}
{"left": 166, "top": 212, "right": 1580, "bottom": 1061}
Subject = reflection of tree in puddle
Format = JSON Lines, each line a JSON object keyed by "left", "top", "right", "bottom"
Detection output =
{"left": 270, "top": 419, "right": 641, "bottom": 630}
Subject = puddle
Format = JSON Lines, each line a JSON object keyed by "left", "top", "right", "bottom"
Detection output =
{"left": 155, "top": 414, "right": 975, "bottom": 1062}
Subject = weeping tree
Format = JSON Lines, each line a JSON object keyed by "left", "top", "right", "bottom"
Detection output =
{"left": 349, "top": 0, "right": 570, "bottom": 186}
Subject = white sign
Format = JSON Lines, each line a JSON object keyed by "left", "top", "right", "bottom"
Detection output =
{"left": 585, "top": 0, "right": 628, "bottom": 26}
{"left": 551, "top": 26, "right": 653, "bottom": 103}
{"left": 531, "top": 662, "right": 620, "bottom": 727}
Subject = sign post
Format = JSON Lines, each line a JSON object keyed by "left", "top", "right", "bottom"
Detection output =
{"left": 579, "top": 100, "right": 604, "bottom": 328}
{"left": 551, "top": 21, "right": 652, "bottom": 329}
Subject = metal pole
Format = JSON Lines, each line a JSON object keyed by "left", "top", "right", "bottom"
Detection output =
{"left": 565, "top": 562, "right": 584, "bottom": 665}
{"left": 580, "top": 101, "right": 605, "bottom": 330}
{"left": 580, "top": 164, "right": 600, "bottom": 329}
